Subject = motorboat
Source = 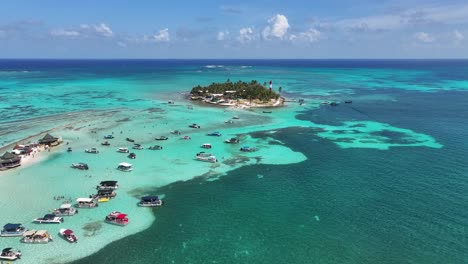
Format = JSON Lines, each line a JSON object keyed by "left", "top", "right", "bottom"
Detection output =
{"left": 171, "top": 130, "right": 181, "bottom": 135}
{"left": 85, "top": 148, "right": 99, "bottom": 154}
{"left": 225, "top": 137, "right": 240, "bottom": 144}
{"left": 52, "top": 203, "right": 78, "bottom": 216}
{"left": 207, "top": 132, "right": 222, "bottom": 136}
{"left": 33, "top": 214, "right": 64, "bottom": 224}
{"left": 59, "top": 229, "right": 77, "bottom": 243}
{"left": 182, "top": 135, "right": 191, "bottom": 140}
{"left": 118, "top": 147, "right": 129, "bottom": 153}
{"left": 225, "top": 120, "right": 234, "bottom": 124}
{"left": 22, "top": 230, "right": 52, "bottom": 244}
{"left": 344, "top": 100, "right": 352, "bottom": 104}
{"left": 105, "top": 211, "right": 129, "bottom": 226}
{"left": 126, "top": 137, "right": 135, "bottom": 143}
{"left": 195, "top": 152, "right": 217, "bottom": 163}
{"left": 67, "top": 147, "right": 72, "bottom": 152}
{"left": 128, "top": 153, "right": 136, "bottom": 159}
{"left": 76, "top": 198, "right": 98, "bottom": 208}
{"left": 155, "top": 136, "right": 168, "bottom": 140}
{"left": 168, "top": 100, "right": 174, "bottom": 104}
{"left": 0, "top": 223, "right": 27, "bottom": 237}
{"left": 117, "top": 162, "right": 133, "bottom": 172}
{"left": 139, "top": 196, "right": 163, "bottom": 207}
{"left": 262, "top": 110, "right": 272, "bottom": 113}
{"left": 97, "top": 180, "right": 119, "bottom": 190}
{"left": 189, "top": 123, "right": 201, "bottom": 128}
{"left": 101, "top": 140, "right": 111, "bottom": 146}
{"left": 148, "top": 145, "right": 163, "bottom": 150}
{"left": 0, "top": 248, "right": 22, "bottom": 260}
{"left": 71, "top": 163, "right": 89, "bottom": 170}
{"left": 132, "top": 144, "right": 143, "bottom": 150}
{"left": 201, "top": 143, "right": 212, "bottom": 149}
{"left": 92, "top": 189, "right": 117, "bottom": 200}
{"left": 232, "top": 116, "right": 240, "bottom": 119}
{"left": 104, "top": 135, "right": 114, "bottom": 139}
{"left": 240, "top": 146, "right": 258, "bottom": 152}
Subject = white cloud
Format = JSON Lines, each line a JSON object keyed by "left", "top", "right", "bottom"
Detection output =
{"left": 151, "top": 28, "right": 170, "bottom": 42}
{"left": 117, "top": 41, "right": 127, "bottom": 48}
{"left": 238, "top": 27, "right": 255, "bottom": 44}
{"left": 262, "top": 14, "right": 290, "bottom": 40}
{"left": 80, "top": 23, "right": 113, "bottom": 37}
{"left": 454, "top": 30, "right": 464, "bottom": 42}
{"left": 50, "top": 29, "right": 80, "bottom": 37}
{"left": 289, "top": 28, "right": 321, "bottom": 43}
{"left": 414, "top": 32, "right": 435, "bottom": 43}
{"left": 217, "top": 31, "right": 229, "bottom": 41}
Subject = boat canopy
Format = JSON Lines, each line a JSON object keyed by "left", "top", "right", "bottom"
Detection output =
{"left": 100, "top": 180, "right": 118, "bottom": 186}
{"left": 2, "top": 248, "right": 12, "bottom": 253}
{"left": 77, "top": 198, "right": 94, "bottom": 203}
{"left": 63, "top": 229, "right": 73, "bottom": 235}
{"left": 141, "top": 196, "right": 160, "bottom": 202}
{"left": 35, "top": 230, "right": 47, "bottom": 236}
{"left": 3, "top": 223, "right": 22, "bottom": 230}
{"left": 98, "top": 189, "right": 114, "bottom": 195}
{"left": 59, "top": 203, "right": 72, "bottom": 209}
{"left": 43, "top": 214, "right": 56, "bottom": 219}
{"left": 118, "top": 162, "right": 132, "bottom": 167}
{"left": 23, "top": 230, "right": 36, "bottom": 236}
{"left": 116, "top": 214, "right": 127, "bottom": 219}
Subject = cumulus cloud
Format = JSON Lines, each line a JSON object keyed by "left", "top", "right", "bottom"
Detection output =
{"left": 217, "top": 31, "right": 229, "bottom": 41}
{"left": 413, "top": 32, "right": 435, "bottom": 43}
{"left": 262, "top": 14, "right": 290, "bottom": 40}
{"left": 152, "top": 28, "right": 170, "bottom": 42}
{"left": 237, "top": 27, "right": 255, "bottom": 44}
{"left": 289, "top": 28, "right": 321, "bottom": 43}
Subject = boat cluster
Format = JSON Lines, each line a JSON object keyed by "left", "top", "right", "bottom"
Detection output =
{"left": 0, "top": 179, "right": 164, "bottom": 259}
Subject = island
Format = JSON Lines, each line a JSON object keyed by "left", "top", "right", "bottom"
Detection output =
{"left": 189, "top": 79, "right": 284, "bottom": 108}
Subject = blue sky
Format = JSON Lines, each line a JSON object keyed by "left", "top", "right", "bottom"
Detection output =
{"left": 0, "top": 0, "right": 467, "bottom": 58}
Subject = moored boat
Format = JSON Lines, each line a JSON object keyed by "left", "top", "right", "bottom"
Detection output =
{"left": 117, "top": 162, "right": 133, "bottom": 172}
{"left": 33, "top": 214, "right": 63, "bottom": 224}
{"left": 85, "top": 148, "right": 99, "bottom": 154}
{"left": 201, "top": 143, "right": 212, "bottom": 149}
{"left": 104, "top": 134, "right": 114, "bottom": 139}
{"left": 59, "top": 228, "right": 77, "bottom": 243}
{"left": 128, "top": 153, "right": 136, "bottom": 159}
{"left": 22, "top": 230, "right": 52, "bottom": 244}
{"left": 148, "top": 145, "right": 163, "bottom": 150}
{"left": 126, "top": 137, "right": 135, "bottom": 143}
{"left": 207, "top": 132, "right": 222, "bottom": 136}
{"left": 0, "top": 248, "right": 21, "bottom": 260}
{"left": 76, "top": 198, "right": 98, "bottom": 208}
{"left": 170, "top": 130, "right": 181, "bottom": 135}
{"left": 225, "top": 137, "right": 240, "bottom": 144}
{"left": 132, "top": 144, "right": 143, "bottom": 150}
{"left": 52, "top": 203, "right": 78, "bottom": 216}
{"left": 105, "top": 211, "right": 129, "bottom": 226}
{"left": 117, "top": 147, "right": 129, "bottom": 153}
{"left": 101, "top": 140, "right": 111, "bottom": 146}
{"left": 155, "top": 136, "right": 168, "bottom": 140}
{"left": 139, "top": 196, "right": 163, "bottom": 207}
{"left": 96, "top": 180, "right": 119, "bottom": 190}
{"left": 240, "top": 146, "right": 258, "bottom": 152}
{"left": 1, "top": 223, "right": 27, "bottom": 237}
{"left": 195, "top": 152, "right": 217, "bottom": 163}
{"left": 71, "top": 163, "right": 89, "bottom": 170}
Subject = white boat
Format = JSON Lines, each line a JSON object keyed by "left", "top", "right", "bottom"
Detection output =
{"left": 195, "top": 152, "right": 217, "bottom": 163}
{"left": 33, "top": 214, "right": 63, "bottom": 224}
{"left": 0, "top": 223, "right": 27, "bottom": 237}
{"left": 117, "top": 162, "right": 133, "bottom": 172}
{"left": 71, "top": 163, "right": 89, "bottom": 170}
{"left": 132, "top": 144, "right": 143, "bottom": 150}
{"left": 225, "top": 137, "right": 240, "bottom": 144}
{"left": 138, "top": 196, "right": 163, "bottom": 207}
{"left": 22, "top": 230, "right": 52, "bottom": 244}
{"left": 118, "top": 147, "right": 129, "bottom": 153}
{"left": 105, "top": 211, "right": 129, "bottom": 226}
{"left": 76, "top": 198, "right": 98, "bottom": 208}
{"left": 201, "top": 143, "right": 212, "bottom": 149}
{"left": 85, "top": 148, "right": 99, "bottom": 154}
{"left": 96, "top": 180, "right": 119, "bottom": 190}
{"left": 52, "top": 203, "right": 78, "bottom": 216}
{"left": 93, "top": 189, "right": 117, "bottom": 199}
{"left": 0, "top": 248, "right": 21, "bottom": 260}
{"left": 59, "top": 229, "right": 77, "bottom": 243}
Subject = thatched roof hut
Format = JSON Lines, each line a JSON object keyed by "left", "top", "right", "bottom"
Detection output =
{"left": 0, "top": 152, "right": 21, "bottom": 169}
{"left": 38, "top": 133, "right": 58, "bottom": 145}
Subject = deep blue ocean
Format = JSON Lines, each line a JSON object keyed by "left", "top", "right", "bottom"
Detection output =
{"left": 1, "top": 59, "right": 468, "bottom": 263}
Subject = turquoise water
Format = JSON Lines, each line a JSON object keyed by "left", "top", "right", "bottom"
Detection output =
{"left": 0, "top": 60, "right": 467, "bottom": 263}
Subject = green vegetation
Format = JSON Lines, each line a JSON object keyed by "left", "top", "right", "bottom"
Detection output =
{"left": 191, "top": 79, "right": 280, "bottom": 102}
